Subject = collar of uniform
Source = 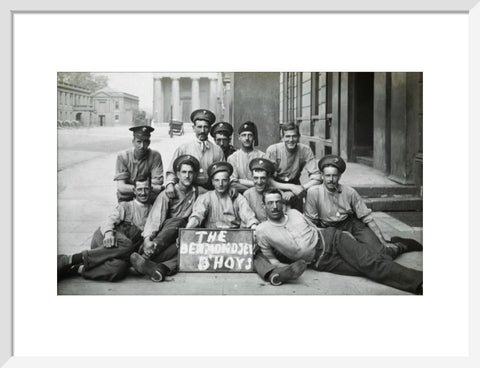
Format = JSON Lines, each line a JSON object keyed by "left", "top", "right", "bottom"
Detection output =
{"left": 134, "top": 198, "right": 150, "bottom": 207}
{"left": 196, "top": 139, "right": 210, "bottom": 150}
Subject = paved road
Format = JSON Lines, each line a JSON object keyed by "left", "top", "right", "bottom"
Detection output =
{"left": 57, "top": 125, "right": 423, "bottom": 295}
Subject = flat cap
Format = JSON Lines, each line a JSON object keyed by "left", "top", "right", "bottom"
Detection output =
{"left": 210, "top": 121, "right": 234, "bottom": 138}
{"left": 249, "top": 158, "right": 275, "bottom": 175}
{"left": 318, "top": 154, "right": 347, "bottom": 174}
{"left": 238, "top": 121, "right": 259, "bottom": 146}
{"left": 190, "top": 109, "right": 216, "bottom": 125}
{"left": 129, "top": 125, "right": 154, "bottom": 140}
{"left": 207, "top": 161, "right": 233, "bottom": 178}
{"left": 173, "top": 154, "right": 200, "bottom": 173}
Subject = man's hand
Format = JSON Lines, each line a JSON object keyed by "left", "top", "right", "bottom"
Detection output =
{"left": 228, "top": 186, "right": 238, "bottom": 200}
{"left": 165, "top": 183, "right": 176, "bottom": 199}
{"left": 282, "top": 191, "right": 295, "bottom": 202}
{"left": 142, "top": 238, "right": 157, "bottom": 259}
{"left": 103, "top": 231, "right": 116, "bottom": 248}
{"left": 289, "top": 184, "right": 305, "bottom": 196}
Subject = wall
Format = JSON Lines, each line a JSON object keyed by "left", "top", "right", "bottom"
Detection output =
{"left": 232, "top": 73, "right": 280, "bottom": 152}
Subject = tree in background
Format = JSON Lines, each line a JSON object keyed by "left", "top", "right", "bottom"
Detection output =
{"left": 57, "top": 72, "right": 109, "bottom": 92}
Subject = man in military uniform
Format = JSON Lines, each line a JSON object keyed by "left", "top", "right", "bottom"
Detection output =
{"left": 266, "top": 121, "right": 321, "bottom": 211}
{"left": 243, "top": 158, "right": 307, "bottom": 286}
{"left": 57, "top": 176, "right": 153, "bottom": 282}
{"left": 185, "top": 161, "right": 258, "bottom": 229}
{"left": 129, "top": 155, "right": 204, "bottom": 282}
{"left": 256, "top": 189, "right": 423, "bottom": 294}
{"left": 165, "top": 109, "right": 225, "bottom": 196}
{"left": 114, "top": 125, "right": 163, "bottom": 202}
{"left": 243, "top": 157, "right": 276, "bottom": 222}
{"left": 304, "top": 154, "right": 389, "bottom": 247}
{"left": 210, "top": 121, "right": 236, "bottom": 159}
{"left": 228, "top": 121, "right": 267, "bottom": 194}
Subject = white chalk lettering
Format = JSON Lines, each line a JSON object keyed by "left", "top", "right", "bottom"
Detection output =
{"left": 207, "top": 231, "right": 217, "bottom": 242}
{"left": 224, "top": 257, "right": 235, "bottom": 269}
{"left": 188, "top": 243, "right": 196, "bottom": 254}
{"left": 198, "top": 256, "right": 210, "bottom": 271}
{"left": 245, "top": 257, "right": 252, "bottom": 270}
{"left": 213, "top": 255, "right": 224, "bottom": 269}
{"left": 179, "top": 243, "right": 188, "bottom": 254}
{"left": 236, "top": 257, "right": 245, "bottom": 269}
{"left": 231, "top": 243, "right": 238, "bottom": 254}
{"left": 218, "top": 231, "right": 227, "bottom": 242}
{"left": 195, "top": 231, "right": 208, "bottom": 243}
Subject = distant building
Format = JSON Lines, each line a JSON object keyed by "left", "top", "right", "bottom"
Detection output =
{"left": 57, "top": 83, "right": 94, "bottom": 125}
{"left": 91, "top": 87, "right": 140, "bottom": 126}
{"left": 152, "top": 73, "right": 225, "bottom": 123}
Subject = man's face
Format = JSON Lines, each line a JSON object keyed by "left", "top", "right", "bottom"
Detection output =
{"left": 214, "top": 133, "right": 229, "bottom": 150}
{"left": 133, "top": 180, "right": 151, "bottom": 203}
{"left": 282, "top": 129, "right": 299, "bottom": 151}
{"left": 212, "top": 171, "right": 230, "bottom": 195}
{"left": 132, "top": 137, "right": 150, "bottom": 157}
{"left": 252, "top": 169, "right": 268, "bottom": 193}
{"left": 194, "top": 120, "right": 210, "bottom": 141}
{"left": 263, "top": 193, "right": 284, "bottom": 221}
{"left": 239, "top": 131, "right": 254, "bottom": 149}
{"left": 321, "top": 166, "right": 341, "bottom": 192}
{"left": 177, "top": 163, "right": 195, "bottom": 187}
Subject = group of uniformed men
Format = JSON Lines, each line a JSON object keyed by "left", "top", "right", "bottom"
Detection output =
{"left": 58, "top": 108, "right": 423, "bottom": 294}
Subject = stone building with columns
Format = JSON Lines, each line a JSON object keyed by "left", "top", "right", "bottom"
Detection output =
{"left": 152, "top": 73, "right": 226, "bottom": 124}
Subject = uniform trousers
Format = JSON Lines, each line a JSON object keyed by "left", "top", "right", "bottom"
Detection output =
{"left": 82, "top": 223, "right": 143, "bottom": 282}
{"left": 328, "top": 217, "right": 382, "bottom": 251}
{"left": 311, "top": 228, "right": 423, "bottom": 294}
{"left": 147, "top": 217, "right": 187, "bottom": 274}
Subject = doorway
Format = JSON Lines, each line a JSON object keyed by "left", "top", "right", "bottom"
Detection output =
{"left": 99, "top": 115, "right": 105, "bottom": 126}
{"left": 353, "top": 72, "right": 374, "bottom": 166}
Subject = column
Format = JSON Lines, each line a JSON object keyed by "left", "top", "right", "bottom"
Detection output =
{"left": 373, "top": 72, "right": 390, "bottom": 173}
{"left": 191, "top": 77, "right": 200, "bottom": 111}
{"left": 171, "top": 77, "right": 180, "bottom": 121}
{"left": 209, "top": 77, "right": 217, "bottom": 113}
{"left": 153, "top": 77, "right": 163, "bottom": 123}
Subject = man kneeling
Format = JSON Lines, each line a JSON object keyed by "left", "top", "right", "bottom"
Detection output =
{"left": 255, "top": 189, "right": 423, "bottom": 294}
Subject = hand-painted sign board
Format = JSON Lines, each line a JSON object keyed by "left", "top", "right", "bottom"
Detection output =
{"left": 179, "top": 228, "right": 254, "bottom": 273}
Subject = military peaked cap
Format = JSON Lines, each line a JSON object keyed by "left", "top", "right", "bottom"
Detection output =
{"left": 238, "top": 121, "right": 259, "bottom": 146}
{"left": 318, "top": 155, "right": 347, "bottom": 174}
{"left": 210, "top": 121, "right": 234, "bottom": 138}
{"left": 173, "top": 154, "right": 201, "bottom": 173}
{"left": 129, "top": 125, "right": 154, "bottom": 140}
{"left": 190, "top": 109, "right": 216, "bottom": 125}
{"left": 249, "top": 158, "right": 275, "bottom": 175}
{"left": 207, "top": 161, "right": 233, "bottom": 178}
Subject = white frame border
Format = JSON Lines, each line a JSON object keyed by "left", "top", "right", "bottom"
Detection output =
{"left": 3, "top": 0, "right": 479, "bottom": 367}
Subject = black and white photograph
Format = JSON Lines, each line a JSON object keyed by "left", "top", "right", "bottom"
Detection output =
{"left": 57, "top": 71, "right": 424, "bottom": 295}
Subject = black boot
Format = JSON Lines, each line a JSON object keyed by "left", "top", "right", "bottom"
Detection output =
{"left": 390, "top": 236, "right": 423, "bottom": 253}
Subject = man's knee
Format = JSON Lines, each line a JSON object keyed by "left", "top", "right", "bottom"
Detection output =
{"left": 115, "top": 234, "right": 136, "bottom": 255}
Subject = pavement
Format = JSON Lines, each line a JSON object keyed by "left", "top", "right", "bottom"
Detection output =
{"left": 57, "top": 124, "right": 423, "bottom": 295}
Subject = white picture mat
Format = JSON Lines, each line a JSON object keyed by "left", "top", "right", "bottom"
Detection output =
{"left": 12, "top": 12, "right": 470, "bottom": 358}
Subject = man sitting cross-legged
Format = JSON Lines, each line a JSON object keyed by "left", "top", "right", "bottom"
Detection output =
{"left": 255, "top": 189, "right": 424, "bottom": 294}
{"left": 129, "top": 155, "right": 204, "bottom": 282}
{"left": 57, "top": 176, "right": 153, "bottom": 282}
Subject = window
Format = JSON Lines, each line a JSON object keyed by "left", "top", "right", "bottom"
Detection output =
{"left": 115, "top": 115, "right": 119, "bottom": 120}
{"left": 115, "top": 101, "right": 119, "bottom": 109}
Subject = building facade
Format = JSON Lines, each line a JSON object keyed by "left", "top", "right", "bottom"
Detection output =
{"left": 57, "top": 83, "right": 95, "bottom": 125}
{"left": 152, "top": 73, "right": 225, "bottom": 123}
{"left": 91, "top": 87, "right": 140, "bottom": 127}
{"left": 279, "top": 72, "right": 423, "bottom": 191}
